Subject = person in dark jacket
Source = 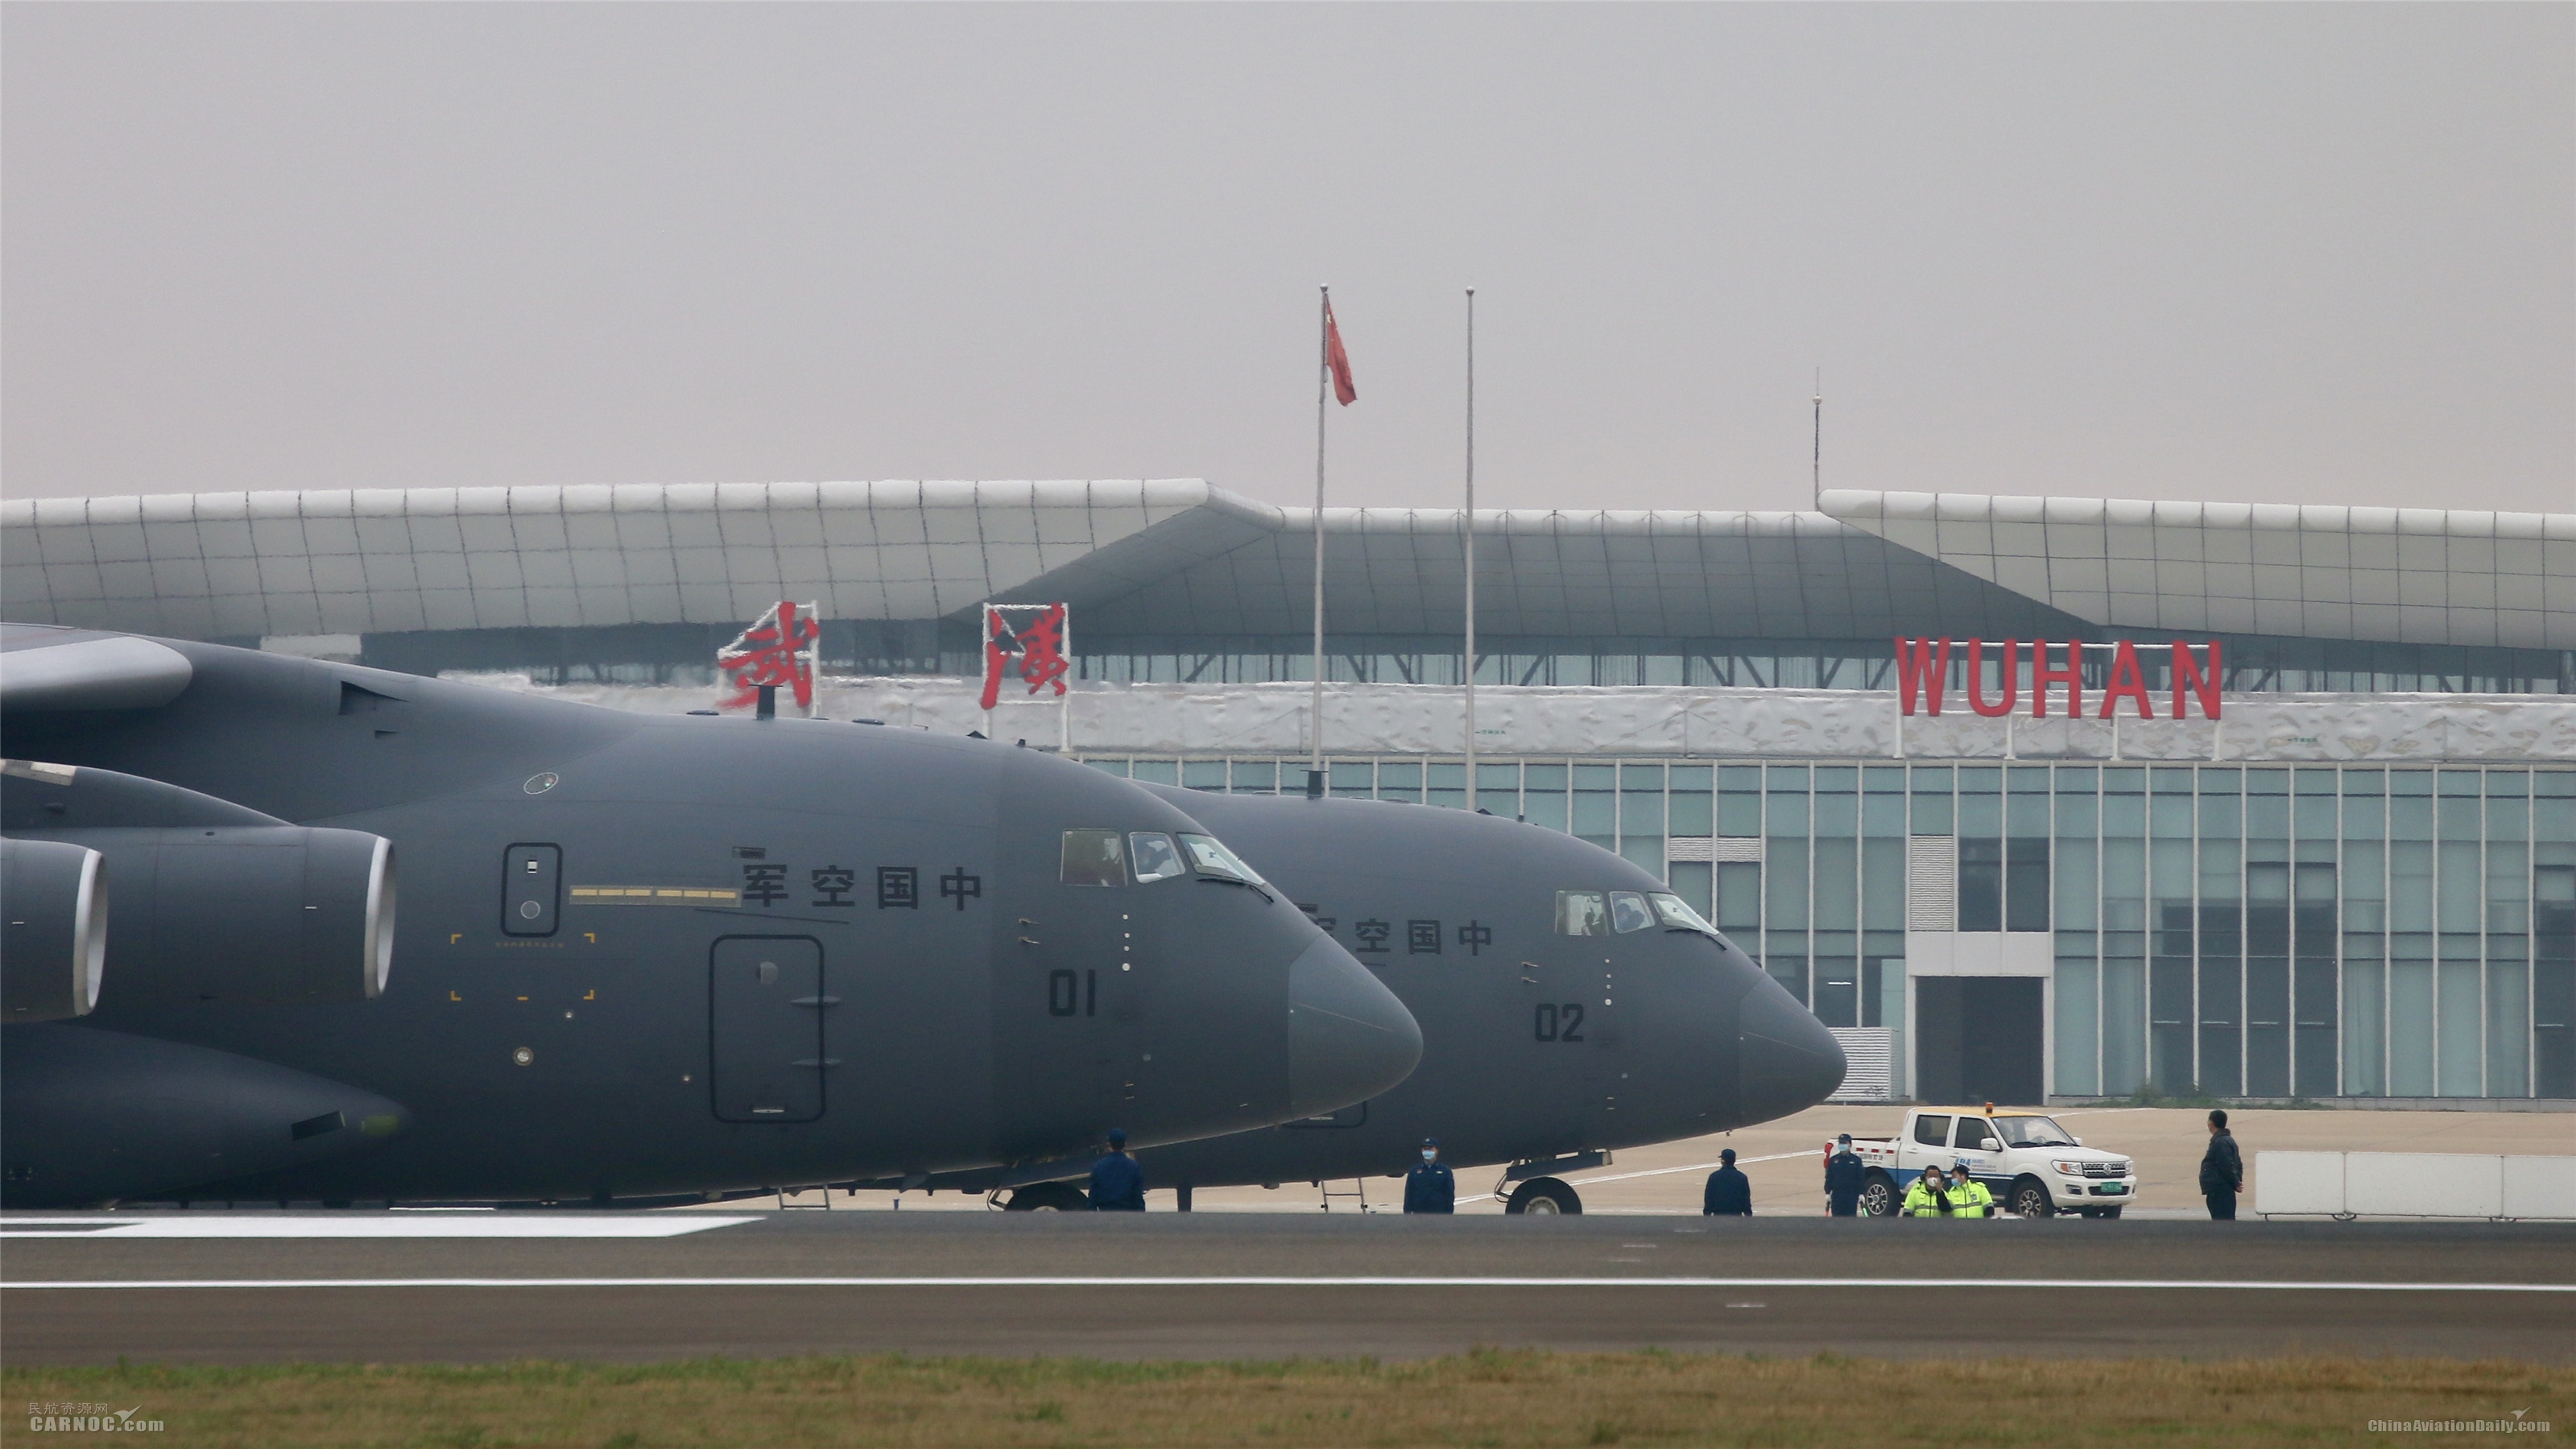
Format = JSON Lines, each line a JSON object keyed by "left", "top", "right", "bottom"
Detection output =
{"left": 2199, "top": 1108, "right": 2243, "bottom": 1220}
{"left": 1704, "top": 1148, "right": 1752, "bottom": 1216}
{"left": 1087, "top": 1128, "right": 1146, "bottom": 1211}
{"left": 1823, "top": 1134, "right": 1867, "bottom": 1216}
{"left": 1403, "top": 1138, "right": 1455, "bottom": 1214}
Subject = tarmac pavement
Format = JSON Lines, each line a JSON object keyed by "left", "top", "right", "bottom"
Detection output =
{"left": 6, "top": 1209, "right": 2570, "bottom": 1364}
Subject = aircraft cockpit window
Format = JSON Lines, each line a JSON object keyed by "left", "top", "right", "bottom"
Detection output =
{"left": 1061, "top": 829, "right": 1127, "bottom": 887}
{"left": 1610, "top": 891, "right": 1655, "bottom": 933}
{"left": 1647, "top": 892, "right": 1718, "bottom": 935}
{"left": 1177, "top": 833, "right": 1267, "bottom": 886}
{"left": 1129, "top": 832, "right": 1187, "bottom": 883}
{"left": 1554, "top": 890, "right": 1609, "bottom": 936}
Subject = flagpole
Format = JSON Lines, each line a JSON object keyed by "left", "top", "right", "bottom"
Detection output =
{"left": 1308, "top": 286, "right": 1329, "bottom": 799}
{"left": 1462, "top": 287, "right": 1477, "bottom": 810}
{"left": 1812, "top": 367, "right": 1822, "bottom": 506}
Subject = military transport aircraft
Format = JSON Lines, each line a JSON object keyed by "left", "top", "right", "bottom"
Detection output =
{"left": 0, "top": 625, "right": 1421, "bottom": 1208}
{"left": 887, "top": 786, "right": 1846, "bottom": 1214}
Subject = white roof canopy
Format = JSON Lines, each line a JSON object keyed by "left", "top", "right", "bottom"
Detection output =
{"left": 6, "top": 481, "right": 2570, "bottom": 650}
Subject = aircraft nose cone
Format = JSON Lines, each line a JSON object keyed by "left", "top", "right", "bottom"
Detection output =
{"left": 1286, "top": 937, "right": 1424, "bottom": 1117}
{"left": 1738, "top": 981, "right": 1847, "bottom": 1125}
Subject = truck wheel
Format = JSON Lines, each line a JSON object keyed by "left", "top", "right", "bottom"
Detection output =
{"left": 1859, "top": 1171, "right": 1897, "bottom": 1217}
{"left": 1004, "top": 1182, "right": 1089, "bottom": 1212}
{"left": 2097, "top": 1207, "right": 2122, "bottom": 1220}
{"left": 2010, "top": 1178, "right": 2054, "bottom": 1219}
{"left": 1506, "top": 1178, "right": 1582, "bottom": 1216}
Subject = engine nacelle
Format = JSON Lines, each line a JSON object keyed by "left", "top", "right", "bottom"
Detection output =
{"left": 1, "top": 1025, "right": 410, "bottom": 1208}
{"left": 1, "top": 837, "right": 108, "bottom": 1022}
{"left": 18, "top": 827, "right": 393, "bottom": 1005}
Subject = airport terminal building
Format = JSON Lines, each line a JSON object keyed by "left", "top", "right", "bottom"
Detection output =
{"left": 10, "top": 481, "right": 2574, "bottom": 1107}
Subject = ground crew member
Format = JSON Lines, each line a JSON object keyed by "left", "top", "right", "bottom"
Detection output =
{"left": 2200, "top": 1108, "right": 2244, "bottom": 1220}
{"left": 1703, "top": 1148, "right": 1752, "bottom": 1216}
{"left": 1086, "top": 1128, "right": 1145, "bottom": 1211}
{"left": 1903, "top": 1166, "right": 1956, "bottom": 1218}
{"left": 1950, "top": 1160, "right": 1995, "bottom": 1219}
{"left": 1404, "top": 1137, "right": 1456, "bottom": 1214}
{"left": 1823, "top": 1134, "right": 1866, "bottom": 1217}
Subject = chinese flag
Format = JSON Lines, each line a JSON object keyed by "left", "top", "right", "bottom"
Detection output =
{"left": 1325, "top": 299, "right": 1357, "bottom": 406}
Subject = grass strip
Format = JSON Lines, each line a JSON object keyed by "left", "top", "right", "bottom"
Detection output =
{"left": 6, "top": 1351, "right": 2566, "bottom": 1447}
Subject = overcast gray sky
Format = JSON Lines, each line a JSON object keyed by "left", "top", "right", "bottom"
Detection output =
{"left": 5, "top": 3, "right": 2570, "bottom": 514}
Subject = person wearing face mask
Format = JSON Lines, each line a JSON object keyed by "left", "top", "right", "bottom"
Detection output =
{"left": 1702, "top": 1147, "right": 1753, "bottom": 1216}
{"left": 1949, "top": 1159, "right": 1996, "bottom": 1220}
{"left": 1822, "top": 1134, "right": 1867, "bottom": 1218}
{"left": 1904, "top": 1165, "right": 1957, "bottom": 1218}
{"left": 1403, "top": 1138, "right": 1456, "bottom": 1214}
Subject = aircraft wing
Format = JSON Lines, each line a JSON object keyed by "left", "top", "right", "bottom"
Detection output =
{"left": 1, "top": 625, "right": 194, "bottom": 712}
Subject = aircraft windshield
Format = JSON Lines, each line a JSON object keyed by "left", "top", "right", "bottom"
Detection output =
{"left": 1061, "top": 829, "right": 1126, "bottom": 887}
{"left": 1129, "top": 832, "right": 1186, "bottom": 883}
{"left": 1555, "top": 890, "right": 1608, "bottom": 936}
{"left": 1610, "top": 891, "right": 1655, "bottom": 933}
{"left": 1991, "top": 1115, "right": 2078, "bottom": 1148}
{"left": 1177, "top": 833, "right": 1267, "bottom": 886}
{"left": 1648, "top": 893, "right": 1718, "bottom": 935}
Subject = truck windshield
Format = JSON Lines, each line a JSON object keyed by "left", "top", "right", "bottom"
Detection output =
{"left": 1990, "top": 1116, "right": 2077, "bottom": 1148}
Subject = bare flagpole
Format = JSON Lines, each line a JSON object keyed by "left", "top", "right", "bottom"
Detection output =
{"left": 1812, "top": 367, "right": 1823, "bottom": 506}
{"left": 1308, "top": 287, "right": 1330, "bottom": 799}
{"left": 1462, "top": 287, "right": 1477, "bottom": 808}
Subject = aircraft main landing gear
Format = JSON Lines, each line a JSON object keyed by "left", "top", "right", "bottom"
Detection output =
{"left": 1003, "top": 1181, "right": 1089, "bottom": 1212}
{"left": 1505, "top": 1177, "right": 1582, "bottom": 1215}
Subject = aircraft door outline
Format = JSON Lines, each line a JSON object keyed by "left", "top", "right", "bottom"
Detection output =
{"left": 709, "top": 935, "right": 828, "bottom": 1124}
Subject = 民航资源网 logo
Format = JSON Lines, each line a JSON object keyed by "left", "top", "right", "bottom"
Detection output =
{"left": 23, "top": 1402, "right": 165, "bottom": 1434}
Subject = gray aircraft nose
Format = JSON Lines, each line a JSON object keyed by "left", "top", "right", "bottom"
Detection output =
{"left": 1738, "top": 982, "right": 1848, "bottom": 1125}
{"left": 1286, "top": 936, "right": 1424, "bottom": 1117}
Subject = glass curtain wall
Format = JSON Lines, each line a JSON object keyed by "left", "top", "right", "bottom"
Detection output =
{"left": 1077, "top": 753, "right": 2572, "bottom": 1097}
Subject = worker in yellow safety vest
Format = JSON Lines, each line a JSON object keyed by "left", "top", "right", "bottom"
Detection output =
{"left": 1949, "top": 1162, "right": 1996, "bottom": 1219}
{"left": 1903, "top": 1166, "right": 1958, "bottom": 1218}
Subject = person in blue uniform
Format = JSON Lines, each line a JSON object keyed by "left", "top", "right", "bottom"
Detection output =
{"left": 1822, "top": 1133, "right": 1866, "bottom": 1217}
{"left": 1403, "top": 1138, "right": 1455, "bottom": 1214}
{"left": 1087, "top": 1127, "right": 1146, "bottom": 1211}
{"left": 1703, "top": 1147, "right": 1752, "bottom": 1216}
{"left": 2200, "top": 1109, "right": 2243, "bottom": 1220}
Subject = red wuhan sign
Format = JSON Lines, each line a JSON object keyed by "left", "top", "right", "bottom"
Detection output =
{"left": 1894, "top": 638, "right": 2222, "bottom": 720}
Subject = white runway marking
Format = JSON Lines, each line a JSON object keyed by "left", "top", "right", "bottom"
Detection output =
{"left": 1453, "top": 1150, "right": 1821, "bottom": 1203}
{"left": 4, "top": 1277, "right": 2567, "bottom": 1292}
{"left": 0, "top": 1216, "right": 760, "bottom": 1240}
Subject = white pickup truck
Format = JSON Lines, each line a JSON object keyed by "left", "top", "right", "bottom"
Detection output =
{"left": 1844, "top": 1106, "right": 2139, "bottom": 1218}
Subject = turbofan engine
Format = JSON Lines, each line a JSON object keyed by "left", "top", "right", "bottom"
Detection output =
{"left": 2, "top": 837, "right": 107, "bottom": 1022}
{"left": 2, "top": 760, "right": 393, "bottom": 1005}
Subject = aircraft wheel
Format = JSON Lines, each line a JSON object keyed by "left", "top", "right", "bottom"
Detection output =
{"left": 1505, "top": 1178, "right": 1582, "bottom": 1216}
{"left": 1004, "top": 1182, "right": 1089, "bottom": 1212}
{"left": 2010, "top": 1178, "right": 2054, "bottom": 1219}
{"left": 1859, "top": 1171, "right": 1898, "bottom": 1217}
